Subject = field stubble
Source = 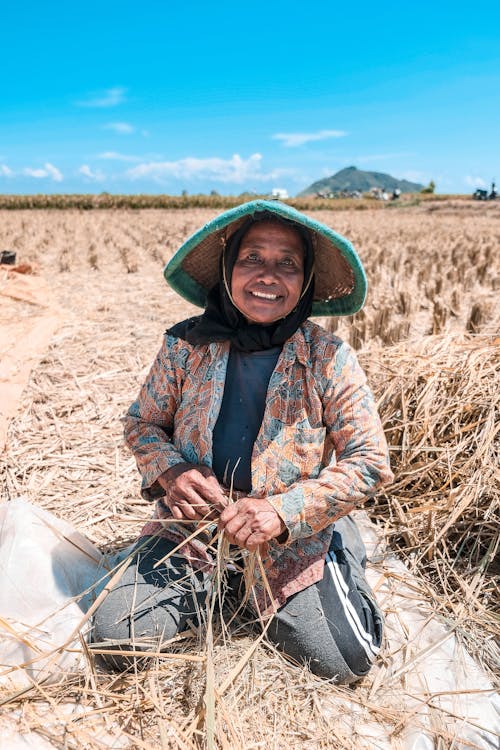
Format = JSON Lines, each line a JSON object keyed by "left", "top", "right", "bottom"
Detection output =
{"left": 0, "top": 203, "right": 498, "bottom": 749}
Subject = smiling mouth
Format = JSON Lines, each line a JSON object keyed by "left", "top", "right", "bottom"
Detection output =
{"left": 250, "top": 290, "right": 282, "bottom": 301}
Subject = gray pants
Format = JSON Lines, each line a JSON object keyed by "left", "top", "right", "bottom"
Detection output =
{"left": 93, "top": 516, "right": 383, "bottom": 684}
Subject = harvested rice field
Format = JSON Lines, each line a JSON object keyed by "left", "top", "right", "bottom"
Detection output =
{"left": 0, "top": 201, "right": 499, "bottom": 749}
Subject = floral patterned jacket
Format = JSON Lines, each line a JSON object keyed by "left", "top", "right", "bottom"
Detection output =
{"left": 123, "top": 319, "right": 393, "bottom": 614}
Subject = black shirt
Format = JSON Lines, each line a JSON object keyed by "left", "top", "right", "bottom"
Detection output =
{"left": 212, "top": 346, "right": 281, "bottom": 492}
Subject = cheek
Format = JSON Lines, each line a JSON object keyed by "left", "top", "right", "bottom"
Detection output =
{"left": 230, "top": 271, "right": 245, "bottom": 299}
{"left": 289, "top": 275, "right": 304, "bottom": 302}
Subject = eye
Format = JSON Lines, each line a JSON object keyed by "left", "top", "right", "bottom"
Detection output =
{"left": 280, "top": 256, "right": 301, "bottom": 269}
{"left": 238, "top": 251, "right": 261, "bottom": 264}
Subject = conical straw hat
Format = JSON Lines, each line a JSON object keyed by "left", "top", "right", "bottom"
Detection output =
{"left": 165, "top": 199, "right": 367, "bottom": 316}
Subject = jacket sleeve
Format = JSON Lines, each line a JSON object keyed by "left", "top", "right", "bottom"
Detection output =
{"left": 267, "top": 340, "right": 393, "bottom": 542}
{"left": 123, "top": 334, "right": 188, "bottom": 500}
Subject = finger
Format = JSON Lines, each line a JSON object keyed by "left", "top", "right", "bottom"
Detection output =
{"left": 170, "top": 484, "right": 214, "bottom": 517}
{"left": 243, "top": 534, "right": 261, "bottom": 552}
{"left": 175, "top": 499, "right": 202, "bottom": 520}
{"left": 192, "top": 473, "right": 227, "bottom": 507}
{"left": 166, "top": 491, "right": 207, "bottom": 520}
{"left": 164, "top": 494, "right": 195, "bottom": 520}
{"left": 169, "top": 503, "right": 184, "bottom": 520}
{"left": 163, "top": 495, "right": 191, "bottom": 520}
{"left": 218, "top": 504, "right": 239, "bottom": 527}
{"left": 220, "top": 513, "right": 248, "bottom": 544}
{"left": 219, "top": 496, "right": 254, "bottom": 523}
{"left": 223, "top": 515, "right": 247, "bottom": 537}
{"left": 177, "top": 471, "right": 224, "bottom": 505}
{"left": 224, "top": 516, "right": 253, "bottom": 547}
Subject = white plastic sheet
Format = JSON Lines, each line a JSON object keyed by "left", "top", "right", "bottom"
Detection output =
{"left": 0, "top": 498, "right": 105, "bottom": 691}
{"left": 357, "top": 513, "right": 500, "bottom": 750}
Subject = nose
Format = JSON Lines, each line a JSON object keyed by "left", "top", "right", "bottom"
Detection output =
{"left": 255, "top": 261, "right": 279, "bottom": 284}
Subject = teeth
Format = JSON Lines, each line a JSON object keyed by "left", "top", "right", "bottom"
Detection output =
{"left": 251, "top": 291, "right": 279, "bottom": 300}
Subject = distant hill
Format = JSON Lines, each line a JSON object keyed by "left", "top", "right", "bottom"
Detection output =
{"left": 298, "top": 166, "right": 423, "bottom": 196}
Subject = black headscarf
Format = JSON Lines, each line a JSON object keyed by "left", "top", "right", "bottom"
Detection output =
{"left": 173, "top": 213, "right": 315, "bottom": 352}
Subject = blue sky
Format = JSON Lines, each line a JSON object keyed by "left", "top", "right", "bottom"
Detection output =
{"left": 1, "top": 1, "right": 499, "bottom": 195}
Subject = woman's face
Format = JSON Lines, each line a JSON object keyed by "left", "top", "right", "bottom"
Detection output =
{"left": 231, "top": 221, "right": 305, "bottom": 324}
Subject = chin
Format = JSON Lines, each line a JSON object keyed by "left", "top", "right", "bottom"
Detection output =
{"left": 244, "top": 312, "right": 283, "bottom": 325}
{"left": 236, "top": 297, "right": 295, "bottom": 324}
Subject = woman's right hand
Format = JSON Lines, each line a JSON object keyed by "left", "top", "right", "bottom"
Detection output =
{"left": 158, "top": 463, "right": 228, "bottom": 521}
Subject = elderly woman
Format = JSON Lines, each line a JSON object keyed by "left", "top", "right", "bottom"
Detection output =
{"left": 94, "top": 200, "right": 393, "bottom": 683}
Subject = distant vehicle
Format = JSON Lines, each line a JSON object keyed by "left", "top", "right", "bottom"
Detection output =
{"left": 473, "top": 189, "right": 488, "bottom": 201}
{"left": 472, "top": 181, "right": 497, "bottom": 201}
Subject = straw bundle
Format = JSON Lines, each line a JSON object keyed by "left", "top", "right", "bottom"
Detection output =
{"left": 360, "top": 333, "right": 499, "bottom": 663}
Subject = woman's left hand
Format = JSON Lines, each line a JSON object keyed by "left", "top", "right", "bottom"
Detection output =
{"left": 218, "top": 498, "right": 286, "bottom": 551}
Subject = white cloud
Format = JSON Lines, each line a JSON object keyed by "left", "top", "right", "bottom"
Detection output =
{"left": 23, "top": 162, "right": 63, "bottom": 181}
{"left": 0, "top": 164, "right": 14, "bottom": 177}
{"left": 272, "top": 130, "right": 347, "bottom": 147}
{"left": 78, "top": 165, "right": 105, "bottom": 181}
{"left": 104, "top": 121, "right": 135, "bottom": 134}
{"left": 126, "top": 153, "right": 288, "bottom": 184}
{"left": 98, "top": 151, "right": 141, "bottom": 162}
{"left": 24, "top": 168, "right": 46, "bottom": 178}
{"left": 77, "top": 87, "right": 127, "bottom": 107}
{"left": 464, "top": 175, "right": 486, "bottom": 188}
{"left": 45, "top": 163, "right": 63, "bottom": 181}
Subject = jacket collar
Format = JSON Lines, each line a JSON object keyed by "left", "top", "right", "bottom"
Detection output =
{"left": 204, "top": 323, "right": 311, "bottom": 367}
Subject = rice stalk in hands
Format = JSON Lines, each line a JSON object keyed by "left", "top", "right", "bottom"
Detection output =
{"left": 187, "top": 472, "right": 281, "bottom": 747}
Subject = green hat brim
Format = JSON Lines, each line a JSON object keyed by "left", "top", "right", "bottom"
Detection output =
{"left": 164, "top": 199, "right": 367, "bottom": 316}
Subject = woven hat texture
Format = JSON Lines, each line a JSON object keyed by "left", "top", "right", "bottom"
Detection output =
{"left": 164, "top": 200, "right": 367, "bottom": 316}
